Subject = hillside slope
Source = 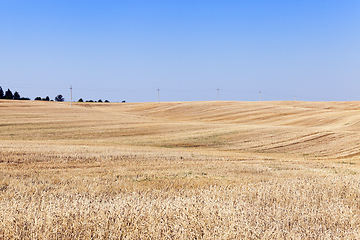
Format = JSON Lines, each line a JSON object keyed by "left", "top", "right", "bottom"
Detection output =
{"left": 1, "top": 100, "right": 360, "bottom": 160}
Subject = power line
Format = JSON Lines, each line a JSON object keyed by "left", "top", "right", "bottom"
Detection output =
{"left": 158, "top": 88, "right": 214, "bottom": 93}
{"left": 0, "top": 83, "right": 310, "bottom": 102}
{"left": 74, "top": 87, "right": 154, "bottom": 93}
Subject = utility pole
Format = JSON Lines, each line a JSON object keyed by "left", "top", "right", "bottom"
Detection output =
{"left": 217, "top": 88, "right": 219, "bottom": 101}
{"left": 259, "top": 91, "right": 261, "bottom": 101}
{"left": 295, "top": 95, "right": 297, "bottom": 101}
{"left": 70, "top": 85, "right": 72, "bottom": 106}
{"left": 157, "top": 88, "right": 159, "bottom": 103}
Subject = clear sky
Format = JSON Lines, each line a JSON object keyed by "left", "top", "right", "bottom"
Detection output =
{"left": 1, "top": 1, "right": 360, "bottom": 102}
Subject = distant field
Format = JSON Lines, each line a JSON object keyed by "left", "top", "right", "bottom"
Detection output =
{"left": 1, "top": 100, "right": 360, "bottom": 239}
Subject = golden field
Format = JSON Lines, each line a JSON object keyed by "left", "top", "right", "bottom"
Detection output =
{"left": 1, "top": 100, "right": 360, "bottom": 239}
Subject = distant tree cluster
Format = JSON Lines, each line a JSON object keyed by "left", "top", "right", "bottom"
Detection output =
{"left": 0, "top": 85, "right": 111, "bottom": 103}
{"left": 0, "top": 86, "right": 30, "bottom": 100}
{"left": 35, "top": 96, "right": 50, "bottom": 101}
{"left": 78, "top": 98, "right": 110, "bottom": 103}
{"left": 34, "top": 94, "right": 64, "bottom": 101}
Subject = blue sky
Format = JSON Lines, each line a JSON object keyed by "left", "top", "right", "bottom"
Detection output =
{"left": 1, "top": 1, "right": 360, "bottom": 102}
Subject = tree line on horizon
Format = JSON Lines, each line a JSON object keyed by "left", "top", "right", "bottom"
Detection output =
{"left": 0, "top": 86, "right": 30, "bottom": 100}
{"left": 0, "top": 86, "right": 110, "bottom": 103}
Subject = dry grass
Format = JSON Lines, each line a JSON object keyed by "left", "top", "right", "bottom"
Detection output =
{"left": 1, "top": 100, "right": 360, "bottom": 239}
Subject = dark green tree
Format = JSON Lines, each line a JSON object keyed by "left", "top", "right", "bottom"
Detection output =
{"left": 35, "top": 97, "right": 42, "bottom": 100}
{"left": 4, "top": 89, "right": 13, "bottom": 99}
{"left": 78, "top": 98, "right": 83, "bottom": 102}
{"left": 98, "top": 99, "right": 103, "bottom": 103}
{"left": 0, "top": 86, "right": 4, "bottom": 99}
{"left": 55, "top": 94, "right": 64, "bottom": 102}
{"left": 13, "top": 91, "right": 20, "bottom": 100}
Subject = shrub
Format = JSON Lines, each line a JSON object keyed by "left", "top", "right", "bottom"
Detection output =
{"left": 55, "top": 95, "right": 64, "bottom": 102}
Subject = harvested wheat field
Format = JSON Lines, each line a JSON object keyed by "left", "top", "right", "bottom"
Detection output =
{"left": 1, "top": 100, "right": 360, "bottom": 239}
